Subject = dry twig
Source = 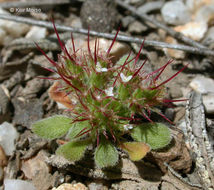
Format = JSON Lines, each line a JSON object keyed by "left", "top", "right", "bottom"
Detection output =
{"left": 0, "top": 14, "right": 214, "bottom": 57}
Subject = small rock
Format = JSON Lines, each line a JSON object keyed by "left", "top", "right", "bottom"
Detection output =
{"left": 186, "top": 0, "right": 214, "bottom": 11}
{"left": 128, "top": 21, "right": 148, "bottom": 33}
{"left": 0, "top": 166, "right": 3, "bottom": 181}
{"left": 0, "top": 28, "right": 6, "bottom": 45}
{"left": 121, "top": 16, "right": 135, "bottom": 28}
{"left": 0, "top": 122, "right": 19, "bottom": 156}
{"left": 174, "top": 21, "right": 207, "bottom": 41}
{"left": 0, "top": 85, "right": 10, "bottom": 123}
{"left": 87, "top": 180, "right": 108, "bottom": 190}
{"left": 21, "top": 150, "right": 51, "bottom": 179}
{"left": 137, "top": 1, "right": 164, "bottom": 14}
{"left": 189, "top": 76, "right": 214, "bottom": 94}
{"left": 0, "top": 145, "right": 7, "bottom": 167}
{"left": 25, "top": 26, "right": 47, "bottom": 40}
{"left": 161, "top": 1, "right": 191, "bottom": 25}
{"left": 12, "top": 98, "right": 43, "bottom": 128}
{"left": 4, "top": 179, "right": 36, "bottom": 190}
{"left": 66, "top": 38, "right": 130, "bottom": 64}
{"left": 1, "top": 21, "right": 30, "bottom": 38}
{"left": 111, "top": 180, "right": 159, "bottom": 190}
{"left": 80, "top": 0, "right": 117, "bottom": 32}
{"left": 195, "top": 4, "right": 214, "bottom": 24}
{"left": 202, "top": 26, "right": 214, "bottom": 47}
{"left": 52, "top": 183, "right": 88, "bottom": 190}
{"left": 203, "top": 94, "right": 214, "bottom": 114}
{"left": 164, "top": 36, "right": 185, "bottom": 59}
{"left": 70, "top": 17, "right": 82, "bottom": 29}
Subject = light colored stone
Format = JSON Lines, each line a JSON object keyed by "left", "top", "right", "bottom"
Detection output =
{"left": 195, "top": 4, "right": 214, "bottom": 24}
{"left": 25, "top": 26, "right": 47, "bottom": 40}
{"left": 128, "top": 21, "right": 148, "bottom": 33}
{"left": 0, "top": 166, "right": 3, "bottom": 181}
{"left": 0, "top": 145, "right": 7, "bottom": 167}
{"left": 0, "top": 28, "right": 6, "bottom": 45}
{"left": 203, "top": 26, "right": 214, "bottom": 45}
{"left": 174, "top": 21, "right": 207, "bottom": 41}
{"left": 66, "top": 38, "right": 130, "bottom": 64}
{"left": 52, "top": 183, "right": 88, "bottom": 190}
{"left": 0, "top": 122, "right": 19, "bottom": 156}
{"left": 21, "top": 150, "right": 50, "bottom": 179}
{"left": 189, "top": 76, "right": 214, "bottom": 94}
{"left": 4, "top": 179, "right": 36, "bottom": 190}
{"left": 186, "top": 0, "right": 214, "bottom": 12}
{"left": 161, "top": 1, "right": 191, "bottom": 25}
{"left": 1, "top": 21, "right": 30, "bottom": 38}
{"left": 203, "top": 95, "right": 214, "bottom": 114}
{"left": 164, "top": 36, "right": 185, "bottom": 59}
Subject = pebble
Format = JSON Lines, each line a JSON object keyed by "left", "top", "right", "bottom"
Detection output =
{"left": 174, "top": 21, "right": 207, "bottom": 41}
{"left": 87, "top": 181, "right": 108, "bottom": 190}
{"left": 164, "top": 36, "right": 185, "bottom": 59}
{"left": 161, "top": 1, "right": 191, "bottom": 25}
{"left": 0, "top": 85, "right": 10, "bottom": 124}
{"left": 128, "top": 21, "right": 148, "bottom": 33}
{"left": 121, "top": 16, "right": 135, "bottom": 28}
{"left": 137, "top": 1, "right": 164, "bottom": 14}
{"left": 52, "top": 183, "right": 88, "bottom": 190}
{"left": 66, "top": 38, "right": 130, "bottom": 64}
{"left": 4, "top": 179, "right": 36, "bottom": 190}
{"left": 0, "top": 145, "right": 7, "bottom": 167}
{"left": 80, "top": 0, "right": 117, "bottom": 32}
{"left": 0, "top": 122, "right": 19, "bottom": 156}
{"left": 189, "top": 76, "right": 214, "bottom": 94}
{"left": 203, "top": 95, "right": 214, "bottom": 114}
{"left": 0, "top": 28, "right": 6, "bottom": 45}
{"left": 186, "top": 0, "right": 214, "bottom": 11}
{"left": 21, "top": 150, "right": 50, "bottom": 179}
{"left": 0, "top": 166, "right": 3, "bottom": 181}
{"left": 12, "top": 98, "right": 43, "bottom": 128}
{"left": 202, "top": 26, "right": 214, "bottom": 46}
{"left": 1, "top": 20, "right": 30, "bottom": 38}
{"left": 25, "top": 26, "right": 47, "bottom": 40}
{"left": 0, "top": 8, "right": 30, "bottom": 44}
{"left": 195, "top": 5, "right": 214, "bottom": 24}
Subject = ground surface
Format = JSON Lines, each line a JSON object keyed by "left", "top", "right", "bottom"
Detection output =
{"left": 0, "top": 0, "right": 214, "bottom": 190}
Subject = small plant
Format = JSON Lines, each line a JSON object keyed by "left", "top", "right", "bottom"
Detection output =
{"left": 32, "top": 21, "right": 187, "bottom": 168}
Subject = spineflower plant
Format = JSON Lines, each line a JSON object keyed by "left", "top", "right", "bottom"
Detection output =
{"left": 32, "top": 21, "right": 188, "bottom": 168}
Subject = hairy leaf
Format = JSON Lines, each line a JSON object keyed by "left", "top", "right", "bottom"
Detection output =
{"left": 68, "top": 120, "right": 91, "bottom": 140}
{"left": 56, "top": 139, "right": 90, "bottom": 161}
{"left": 32, "top": 115, "right": 72, "bottom": 140}
{"left": 121, "top": 142, "right": 150, "bottom": 161}
{"left": 131, "top": 123, "right": 171, "bottom": 150}
{"left": 95, "top": 139, "right": 118, "bottom": 168}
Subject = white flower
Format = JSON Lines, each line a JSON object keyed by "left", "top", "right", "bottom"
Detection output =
{"left": 123, "top": 124, "right": 133, "bottom": 131}
{"left": 96, "top": 62, "right": 108, "bottom": 72}
{"left": 105, "top": 87, "right": 114, "bottom": 96}
{"left": 120, "top": 73, "right": 132, "bottom": 82}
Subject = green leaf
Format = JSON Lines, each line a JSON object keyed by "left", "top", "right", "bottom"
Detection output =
{"left": 68, "top": 120, "right": 91, "bottom": 140}
{"left": 95, "top": 139, "right": 118, "bottom": 168}
{"left": 32, "top": 115, "right": 72, "bottom": 140}
{"left": 118, "top": 84, "right": 130, "bottom": 100}
{"left": 121, "top": 142, "right": 150, "bottom": 161}
{"left": 131, "top": 123, "right": 171, "bottom": 150}
{"left": 56, "top": 139, "right": 90, "bottom": 162}
{"left": 116, "top": 54, "right": 134, "bottom": 66}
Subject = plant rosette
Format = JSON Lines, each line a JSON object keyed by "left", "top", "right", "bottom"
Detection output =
{"left": 32, "top": 21, "right": 188, "bottom": 168}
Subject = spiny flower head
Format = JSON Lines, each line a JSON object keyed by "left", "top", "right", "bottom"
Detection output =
{"left": 32, "top": 21, "right": 188, "bottom": 168}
